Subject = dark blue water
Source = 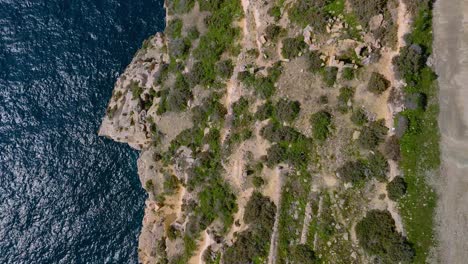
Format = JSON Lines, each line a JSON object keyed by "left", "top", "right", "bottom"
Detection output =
{"left": 0, "top": 1, "right": 164, "bottom": 263}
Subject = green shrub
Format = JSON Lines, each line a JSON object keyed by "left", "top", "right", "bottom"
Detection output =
{"left": 358, "top": 119, "right": 388, "bottom": 149}
{"left": 387, "top": 176, "right": 407, "bottom": 201}
{"left": 268, "top": 6, "right": 282, "bottom": 21}
{"left": 356, "top": 210, "right": 414, "bottom": 263}
{"left": 367, "top": 151, "right": 389, "bottom": 181}
{"left": 348, "top": 0, "right": 388, "bottom": 28}
{"left": 392, "top": 44, "right": 425, "bottom": 85}
{"left": 240, "top": 64, "right": 282, "bottom": 99}
{"left": 288, "top": 0, "right": 331, "bottom": 30}
{"left": 167, "top": 225, "right": 179, "bottom": 240}
{"left": 281, "top": 37, "right": 307, "bottom": 59}
{"left": 310, "top": 110, "right": 332, "bottom": 142}
{"left": 167, "top": 0, "right": 196, "bottom": 14}
{"left": 383, "top": 135, "right": 400, "bottom": 161}
{"left": 342, "top": 67, "right": 356, "bottom": 80}
{"left": 351, "top": 108, "right": 368, "bottom": 126}
{"left": 367, "top": 72, "right": 390, "bottom": 95}
{"left": 261, "top": 122, "right": 301, "bottom": 143}
{"left": 130, "top": 81, "right": 143, "bottom": 100}
{"left": 307, "top": 51, "right": 323, "bottom": 73}
{"left": 255, "top": 101, "right": 274, "bottom": 121}
{"left": 265, "top": 144, "right": 287, "bottom": 166}
{"left": 290, "top": 244, "right": 318, "bottom": 264}
{"left": 275, "top": 98, "right": 301, "bottom": 123}
{"left": 168, "top": 38, "right": 191, "bottom": 58}
{"left": 265, "top": 24, "right": 283, "bottom": 41}
{"left": 163, "top": 174, "right": 180, "bottom": 194}
{"left": 336, "top": 159, "right": 368, "bottom": 183}
{"left": 216, "top": 59, "right": 234, "bottom": 79}
{"left": 337, "top": 86, "right": 355, "bottom": 113}
{"left": 186, "top": 26, "right": 200, "bottom": 40}
{"left": 322, "top": 66, "right": 338, "bottom": 87}
{"left": 166, "top": 74, "right": 192, "bottom": 112}
{"left": 223, "top": 192, "right": 276, "bottom": 263}
{"left": 193, "top": 0, "right": 242, "bottom": 85}
{"left": 252, "top": 176, "right": 265, "bottom": 188}
{"left": 166, "top": 19, "right": 183, "bottom": 38}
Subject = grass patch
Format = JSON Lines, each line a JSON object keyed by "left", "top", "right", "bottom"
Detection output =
{"left": 397, "top": 2, "right": 440, "bottom": 263}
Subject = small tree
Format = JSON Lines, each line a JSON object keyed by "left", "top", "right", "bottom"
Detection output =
{"left": 367, "top": 72, "right": 390, "bottom": 95}
{"left": 336, "top": 159, "right": 368, "bottom": 183}
{"left": 367, "top": 151, "right": 389, "bottom": 182}
{"left": 358, "top": 119, "right": 388, "bottom": 150}
{"left": 387, "top": 176, "right": 407, "bottom": 201}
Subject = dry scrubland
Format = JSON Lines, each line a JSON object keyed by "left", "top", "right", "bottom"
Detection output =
{"left": 99, "top": 0, "right": 441, "bottom": 263}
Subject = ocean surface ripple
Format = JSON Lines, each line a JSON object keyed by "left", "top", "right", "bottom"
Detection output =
{"left": 0, "top": 1, "right": 164, "bottom": 263}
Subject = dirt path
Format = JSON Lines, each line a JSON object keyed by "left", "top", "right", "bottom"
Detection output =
{"left": 267, "top": 167, "right": 282, "bottom": 264}
{"left": 433, "top": 0, "right": 468, "bottom": 262}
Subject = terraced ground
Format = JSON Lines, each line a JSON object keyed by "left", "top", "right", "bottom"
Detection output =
{"left": 99, "top": 0, "right": 440, "bottom": 263}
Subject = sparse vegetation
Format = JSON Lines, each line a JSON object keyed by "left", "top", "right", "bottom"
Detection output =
{"left": 322, "top": 66, "right": 339, "bottom": 87}
{"left": 310, "top": 110, "right": 332, "bottom": 142}
{"left": 351, "top": 108, "right": 368, "bottom": 126}
{"left": 281, "top": 37, "right": 307, "bottom": 59}
{"left": 337, "top": 86, "right": 355, "bottom": 113}
{"left": 166, "top": 19, "right": 183, "bottom": 39}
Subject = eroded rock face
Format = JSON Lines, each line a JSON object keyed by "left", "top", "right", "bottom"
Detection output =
{"left": 99, "top": 33, "right": 169, "bottom": 150}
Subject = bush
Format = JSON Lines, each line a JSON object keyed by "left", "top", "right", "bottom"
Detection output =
{"left": 268, "top": 6, "right": 282, "bottom": 21}
{"left": 358, "top": 119, "right": 388, "bottom": 149}
{"left": 252, "top": 176, "right": 265, "bottom": 188}
{"left": 290, "top": 244, "right": 318, "bottom": 264}
{"left": 265, "top": 24, "right": 283, "bottom": 41}
{"left": 186, "top": 26, "right": 200, "bottom": 40}
{"left": 387, "top": 176, "right": 407, "bottom": 201}
{"left": 322, "top": 66, "right": 339, "bottom": 87}
{"left": 265, "top": 144, "right": 287, "bottom": 166}
{"left": 307, "top": 51, "right": 323, "bottom": 73}
{"left": 223, "top": 192, "right": 276, "bottom": 263}
{"left": 288, "top": 0, "right": 331, "bottom": 30}
{"left": 356, "top": 210, "right": 414, "bottom": 263}
{"left": 261, "top": 122, "right": 301, "bottom": 143}
{"left": 351, "top": 108, "right": 368, "bottom": 126}
{"left": 392, "top": 44, "right": 424, "bottom": 84}
{"left": 167, "top": 0, "right": 196, "bottom": 14}
{"left": 336, "top": 159, "right": 368, "bottom": 183}
{"left": 367, "top": 72, "right": 390, "bottom": 95}
{"left": 166, "top": 19, "right": 183, "bottom": 38}
{"left": 168, "top": 38, "right": 191, "bottom": 58}
{"left": 275, "top": 99, "right": 301, "bottom": 123}
{"left": 383, "top": 135, "right": 400, "bottom": 161}
{"left": 255, "top": 101, "right": 274, "bottom": 121}
{"left": 367, "top": 151, "right": 389, "bottom": 182}
{"left": 281, "top": 37, "right": 307, "bottom": 59}
{"left": 166, "top": 74, "right": 192, "bottom": 112}
{"left": 342, "top": 67, "right": 356, "bottom": 80}
{"left": 216, "top": 59, "right": 234, "bottom": 79}
{"left": 349, "top": 0, "right": 388, "bottom": 28}
{"left": 310, "top": 110, "right": 332, "bottom": 142}
{"left": 337, "top": 86, "right": 355, "bottom": 113}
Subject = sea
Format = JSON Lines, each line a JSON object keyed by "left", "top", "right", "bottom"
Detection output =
{"left": 0, "top": 1, "right": 165, "bottom": 263}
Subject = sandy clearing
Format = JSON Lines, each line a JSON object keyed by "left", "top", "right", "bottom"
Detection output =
{"left": 433, "top": 0, "right": 468, "bottom": 262}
